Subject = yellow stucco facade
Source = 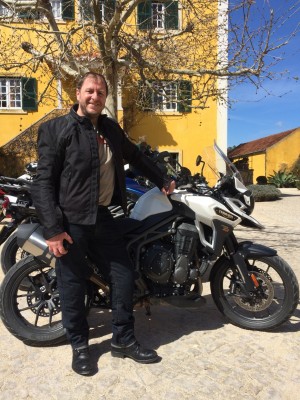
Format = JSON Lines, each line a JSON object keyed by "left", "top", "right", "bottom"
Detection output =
{"left": 265, "top": 129, "right": 300, "bottom": 176}
{"left": 0, "top": 1, "right": 227, "bottom": 178}
{"left": 231, "top": 128, "right": 300, "bottom": 183}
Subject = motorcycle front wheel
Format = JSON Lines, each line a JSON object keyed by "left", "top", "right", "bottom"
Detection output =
{"left": 0, "top": 256, "right": 67, "bottom": 346}
{"left": 211, "top": 255, "right": 299, "bottom": 330}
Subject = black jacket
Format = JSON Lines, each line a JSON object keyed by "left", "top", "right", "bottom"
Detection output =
{"left": 31, "top": 105, "right": 165, "bottom": 239}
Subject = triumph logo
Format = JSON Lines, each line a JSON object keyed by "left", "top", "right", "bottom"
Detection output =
{"left": 214, "top": 207, "right": 238, "bottom": 221}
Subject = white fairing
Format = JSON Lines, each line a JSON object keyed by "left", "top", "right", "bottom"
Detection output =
{"left": 171, "top": 192, "right": 241, "bottom": 227}
{"left": 130, "top": 187, "right": 172, "bottom": 220}
{"left": 170, "top": 192, "right": 242, "bottom": 251}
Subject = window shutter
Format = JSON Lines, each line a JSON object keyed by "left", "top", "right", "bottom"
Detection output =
{"left": 104, "top": 0, "right": 115, "bottom": 21}
{"left": 165, "top": 1, "right": 179, "bottom": 30}
{"left": 137, "top": 1, "right": 152, "bottom": 30}
{"left": 177, "top": 80, "right": 192, "bottom": 113}
{"left": 80, "top": 0, "right": 93, "bottom": 20}
{"left": 62, "top": 0, "right": 74, "bottom": 20}
{"left": 18, "top": 8, "right": 37, "bottom": 19}
{"left": 80, "top": 0, "right": 93, "bottom": 21}
{"left": 22, "top": 77, "right": 38, "bottom": 111}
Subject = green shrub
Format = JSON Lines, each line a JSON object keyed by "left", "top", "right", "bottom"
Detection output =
{"left": 247, "top": 184, "right": 282, "bottom": 202}
{"left": 267, "top": 169, "right": 297, "bottom": 188}
{"left": 256, "top": 175, "right": 268, "bottom": 185}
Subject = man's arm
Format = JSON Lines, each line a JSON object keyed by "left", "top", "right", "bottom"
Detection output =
{"left": 31, "top": 122, "right": 66, "bottom": 239}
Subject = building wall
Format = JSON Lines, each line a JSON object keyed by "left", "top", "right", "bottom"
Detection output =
{"left": 0, "top": 1, "right": 226, "bottom": 181}
{"left": 128, "top": 99, "right": 218, "bottom": 177}
{"left": 0, "top": 72, "right": 58, "bottom": 147}
{"left": 266, "top": 129, "right": 300, "bottom": 177}
{"left": 231, "top": 128, "right": 300, "bottom": 183}
{"left": 248, "top": 153, "right": 266, "bottom": 183}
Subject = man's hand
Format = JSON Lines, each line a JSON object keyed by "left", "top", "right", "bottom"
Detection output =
{"left": 46, "top": 232, "right": 73, "bottom": 258}
{"left": 161, "top": 180, "right": 176, "bottom": 195}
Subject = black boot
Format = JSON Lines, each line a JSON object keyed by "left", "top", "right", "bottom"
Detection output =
{"left": 111, "top": 341, "right": 159, "bottom": 364}
{"left": 72, "top": 347, "right": 94, "bottom": 376}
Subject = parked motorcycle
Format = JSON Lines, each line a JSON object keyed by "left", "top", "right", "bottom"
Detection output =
{"left": 0, "top": 174, "right": 150, "bottom": 274}
{"left": 0, "top": 147, "right": 187, "bottom": 270}
{"left": 0, "top": 176, "right": 36, "bottom": 272}
{"left": 0, "top": 142, "right": 298, "bottom": 347}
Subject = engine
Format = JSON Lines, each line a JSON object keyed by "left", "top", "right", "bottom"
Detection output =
{"left": 140, "top": 223, "right": 200, "bottom": 288}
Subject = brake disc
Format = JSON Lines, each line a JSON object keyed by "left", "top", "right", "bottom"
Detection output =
{"left": 26, "top": 290, "right": 61, "bottom": 317}
{"left": 233, "top": 271, "right": 274, "bottom": 311}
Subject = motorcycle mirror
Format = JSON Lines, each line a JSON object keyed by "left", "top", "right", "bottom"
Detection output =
{"left": 196, "top": 155, "right": 202, "bottom": 166}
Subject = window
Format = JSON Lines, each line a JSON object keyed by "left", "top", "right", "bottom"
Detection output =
{"left": 138, "top": 1, "right": 179, "bottom": 30}
{"left": 0, "top": 79, "right": 22, "bottom": 109}
{"left": 12, "top": 0, "right": 74, "bottom": 20}
{"left": 139, "top": 80, "right": 192, "bottom": 113}
{"left": 0, "top": 77, "right": 37, "bottom": 111}
{"left": 0, "top": 4, "right": 13, "bottom": 17}
{"left": 80, "top": 0, "right": 115, "bottom": 22}
{"left": 153, "top": 81, "right": 177, "bottom": 111}
{"left": 152, "top": 2, "right": 164, "bottom": 29}
{"left": 50, "top": 0, "right": 62, "bottom": 19}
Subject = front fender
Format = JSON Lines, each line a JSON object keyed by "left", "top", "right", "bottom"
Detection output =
{"left": 238, "top": 240, "right": 277, "bottom": 258}
{"left": 207, "top": 241, "right": 277, "bottom": 282}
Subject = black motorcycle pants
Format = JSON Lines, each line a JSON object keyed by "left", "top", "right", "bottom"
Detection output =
{"left": 55, "top": 206, "right": 135, "bottom": 349}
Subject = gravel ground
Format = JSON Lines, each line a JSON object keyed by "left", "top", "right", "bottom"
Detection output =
{"left": 0, "top": 188, "right": 299, "bottom": 400}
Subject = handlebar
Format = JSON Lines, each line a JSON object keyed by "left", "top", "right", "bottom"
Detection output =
{"left": 0, "top": 176, "right": 32, "bottom": 195}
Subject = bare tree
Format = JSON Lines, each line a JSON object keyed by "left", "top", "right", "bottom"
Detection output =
{"left": 0, "top": 0, "right": 299, "bottom": 121}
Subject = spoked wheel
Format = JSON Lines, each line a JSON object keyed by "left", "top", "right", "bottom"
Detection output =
{"left": 0, "top": 256, "right": 66, "bottom": 346}
{"left": 1, "top": 232, "right": 29, "bottom": 274}
{"left": 211, "top": 255, "right": 299, "bottom": 330}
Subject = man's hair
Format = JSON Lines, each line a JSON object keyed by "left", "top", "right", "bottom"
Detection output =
{"left": 76, "top": 72, "right": 108, "bottom": 95}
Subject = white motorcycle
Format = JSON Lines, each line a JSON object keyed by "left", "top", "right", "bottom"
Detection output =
{"left": 0, "top": 143, "right": 298, "bottom": 346}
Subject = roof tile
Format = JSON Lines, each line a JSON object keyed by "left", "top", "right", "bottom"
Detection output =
{"left": 228, "top": 128, "right": 297, "bottom": 158}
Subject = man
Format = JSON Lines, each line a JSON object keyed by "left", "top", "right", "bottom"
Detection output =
{"left": 31, "top": 72, "right": 175, "bottom": 376}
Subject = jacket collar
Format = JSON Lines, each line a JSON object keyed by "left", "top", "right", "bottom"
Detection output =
{"left": 70, "top": 104, "right": 107, "bottom": 126}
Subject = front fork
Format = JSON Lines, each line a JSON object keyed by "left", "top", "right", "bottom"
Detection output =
{"left": 225, "top": 236, "right": 277, "bottom": 294}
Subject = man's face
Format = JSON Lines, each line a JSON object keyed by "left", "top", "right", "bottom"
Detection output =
{"left": 76, "top": 76, "right": 107, "bottom": 124}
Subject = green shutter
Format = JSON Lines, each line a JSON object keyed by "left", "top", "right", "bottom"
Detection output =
{"left": 177, "top": 80, "right": 192, "bottom": 113}
{"left": 165, "top": 1, "right": 178, "bottom": 30}
{"left": 18, "top": 8, "right": 38, "bottom": 19}
{"left": 80, "top": 0, "right": 93, "bottom": 21}
{"left": 137, "top": 1, "right": 152, "bottom": 30}
{"left": 80, "top": 0, "right": 94, "bottom": 21}
{"left": 62, "top": 0, "right": 74, "bottom": 20}
{"left": 104, "top": 0, "right": 115, "bottom": 22}
{"left": 22, "top": 77, "right": 37, "bottom": 111}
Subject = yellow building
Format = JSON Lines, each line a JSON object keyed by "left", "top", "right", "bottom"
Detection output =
{"left": 0, "top": 1, "right": 228, "bottom": 177}
{"left": 228, "top": 128, "right": 300, "bottom": 184}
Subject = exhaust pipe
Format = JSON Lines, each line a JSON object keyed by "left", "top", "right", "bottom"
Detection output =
{"left": 17, "top": 223, "right": 110, "bottom": 294}
{"left": 17, "top": 223, "right": 56, "bottom": 267}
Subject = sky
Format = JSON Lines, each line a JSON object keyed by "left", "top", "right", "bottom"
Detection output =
{"left": 227, "top": 1, "right": 300, "bottom": 147}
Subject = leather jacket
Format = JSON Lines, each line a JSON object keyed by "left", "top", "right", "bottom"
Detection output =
{"left": 31, "top": 105, "right": 165, "bottom": 239}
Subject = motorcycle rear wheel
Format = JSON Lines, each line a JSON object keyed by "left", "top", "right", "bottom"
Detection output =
{"left": 211, "top": 255, "right": 299, "bottom": 330}
{"left": 1, "top": 231, "right": 28, "bottom": 274}
{"left": 0, "top": 256, "right": 67, "bottom": 346}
